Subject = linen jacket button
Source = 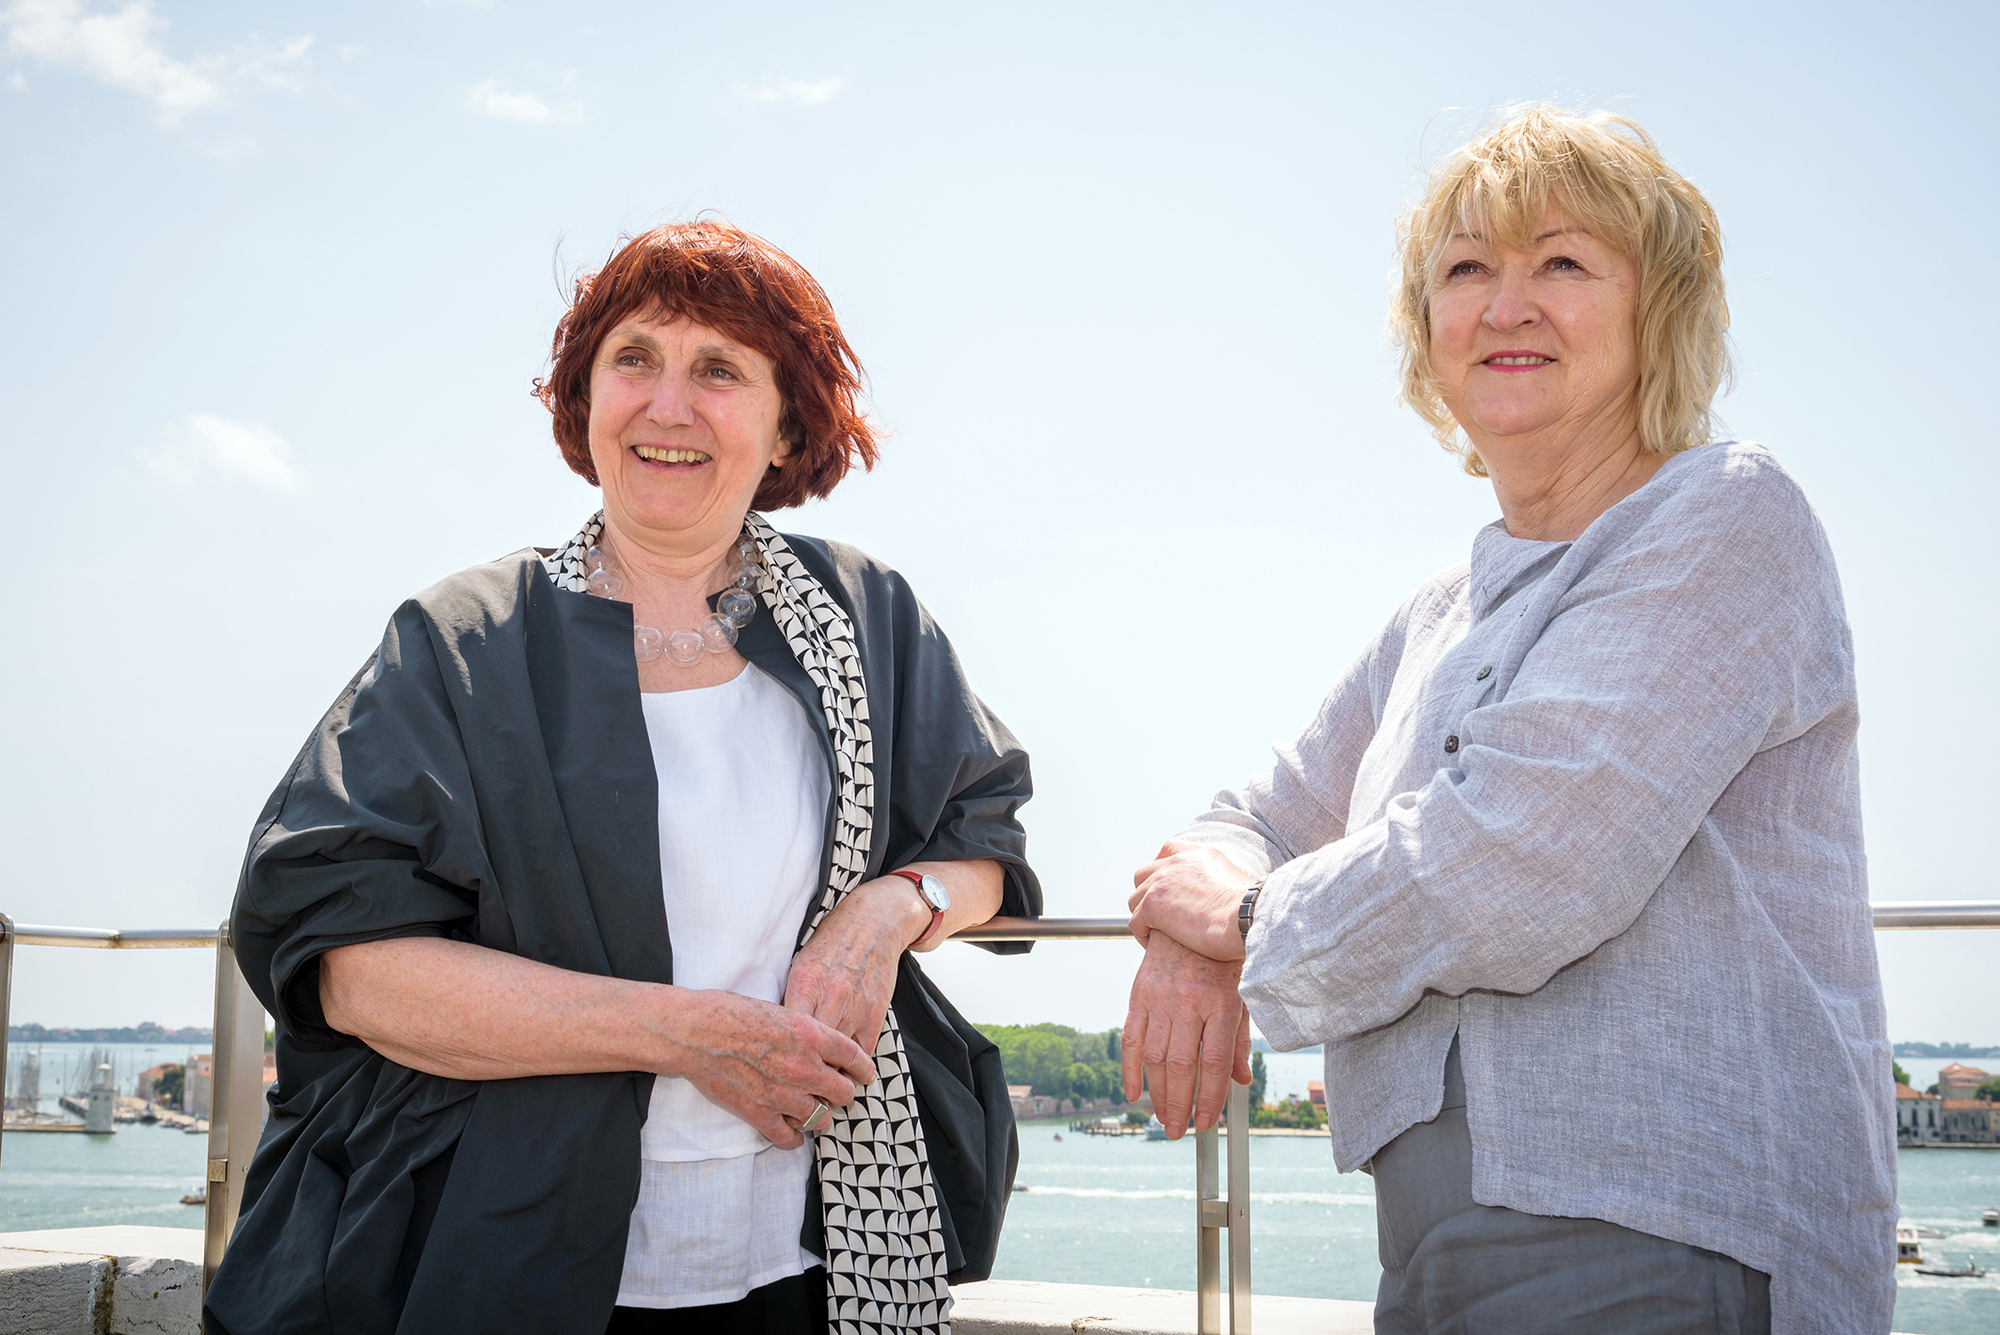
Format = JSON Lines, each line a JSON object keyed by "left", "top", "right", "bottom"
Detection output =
{"left": 1476, "top": 665, "right": 1492, "bottom": 680}
{"left": 1443, "top": 734, "right": 1459, "bottom": 754}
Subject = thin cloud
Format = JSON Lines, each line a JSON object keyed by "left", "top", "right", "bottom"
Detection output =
{"left": 464, "top": 76, "right": 579, "bottom": 125}
{"left": 726, "top": 75, "right": 844, "bottom": 109}
{"left": 140, "top": 414, "right": 305, "bottom": 493}
{"left": 0, "top": 0, "right": 311, "bottom": 127}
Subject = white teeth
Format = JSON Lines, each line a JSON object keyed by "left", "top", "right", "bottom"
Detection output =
{"left": 1489, "top": 356, "right": 1552, "bottom": 366}
{"left": 634, "top": 446, "right": 711, "bottom": 463}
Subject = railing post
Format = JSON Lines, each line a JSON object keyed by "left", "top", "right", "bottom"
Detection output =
{"left": 1196, "top": 1111, "right": 1221, "bottom": 1333}
{"left": 0, "top": 912, "right": 13, "bottom": 1168}
{"left": 204, "top": 920, "right": 267, "bottom": 1289}
{"left": 1226, "top": 1078, "right": 1252, "bottom": 1332}
{"left": 1195, "top": 1078, "right": 1253, "bottom": 1333}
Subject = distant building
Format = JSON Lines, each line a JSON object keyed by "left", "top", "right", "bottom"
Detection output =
{"left": 188, "top": 1053, "right": 214, "bottom": 1121}
{"left": 1936, "top": 1063, "right": 1992, "bottom": 1102}
{"left": 1007, "top": 1084, "right": 1058, "bottom": 1120}
{"left": 1895, "top": 1083, "right": 1941, "bottom": 1145}
{"left": 1940, "top": 1099, "right": 1999, "bottom": 1144}
{"left": 1306, "top": 1080, "right": 1325, "bottom": 1109}
{"left": 136, "top": 1063, "right": 174, "bottom": 1106}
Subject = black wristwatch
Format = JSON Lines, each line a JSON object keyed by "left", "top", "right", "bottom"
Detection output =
{"left": 1238, "top": 879, "right": 1266, "bottom": 939}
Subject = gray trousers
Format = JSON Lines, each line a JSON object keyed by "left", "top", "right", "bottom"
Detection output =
{"left": 1371, "top": 1040, "right": 1771, "bottom": 1335}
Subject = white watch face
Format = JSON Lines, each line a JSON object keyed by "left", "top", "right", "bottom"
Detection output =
{"left": 917, "top": 873, "right": 951, "bottom": 913}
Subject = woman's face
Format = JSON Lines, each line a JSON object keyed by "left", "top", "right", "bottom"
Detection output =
{"left": 1428, "top": 210, "right": 1640, "bottom": 461}
{"left": 586, "top": 311, "right": 793, "bottom": 553}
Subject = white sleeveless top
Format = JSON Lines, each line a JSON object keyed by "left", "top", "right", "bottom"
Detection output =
{"left": 616, "top": 664, "right": 831, "bottom": 1308}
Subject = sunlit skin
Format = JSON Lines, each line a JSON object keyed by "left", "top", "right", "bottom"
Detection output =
{"left": 1120, "top": 210, "right": 1671, "bottom": 1138}
{"left": 1428, "top": 210, "right": 1664, "bottom": 542}
{"left": 317, "top": 314, "right": 1004, "bottom": 1147}
{"left": 585, "top": 313, "right": 794, "bottom": 694}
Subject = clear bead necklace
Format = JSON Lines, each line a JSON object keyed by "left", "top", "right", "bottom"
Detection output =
{"left": 583, "top": 534, "right": 764, "bottom": 665}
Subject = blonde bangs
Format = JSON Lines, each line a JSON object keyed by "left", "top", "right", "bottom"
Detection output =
{"left": 1393, "top": 106, "right": 1732, "bottom": 477}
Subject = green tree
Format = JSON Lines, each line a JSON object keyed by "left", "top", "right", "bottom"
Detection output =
{"left": 1070, "top": 1031, "right": 1108, "bottom": 1064}
{"left": 155, "top": 1064, "right": 185, "bottom": 1108}
{"left": 1249, "top": 1052, "right": 1267, "bottom": 1108}
{"left": 1105, "top": 1029, "right": 1120, "bottom": 1061}
{"left": 1893, "top": 1060, "right": 1911, "bottom": 1087}
{"left": 1975, "top": 1079, "right": 2000, "bottom": 1102}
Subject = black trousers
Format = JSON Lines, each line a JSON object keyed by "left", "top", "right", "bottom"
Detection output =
{"left": 605, "top": 1267, "right": 827, "bottom": 1335}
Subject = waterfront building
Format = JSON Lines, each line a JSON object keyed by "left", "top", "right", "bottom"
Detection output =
{"left": 187, "top": 1053, "right": 214, "bottom": 1121}
{"left": 1895, "top": 1083, "right": 1941, "bottom": 1145}
{"left": 1939, "top": 1098, "right": 1999, "bottom": 1144}
{"left": 1307, "top": 1080, "right": 1325, "bottom": 1109}
{"left": 1008, "top": 1085, "right": 1060, "bottom": 1120}
{"left": 1935, "top": 1062, "right": 1993, "bottom": 1101}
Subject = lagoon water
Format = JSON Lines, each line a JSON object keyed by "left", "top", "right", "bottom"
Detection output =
{"left": 3, "top": 1044, "right": 1994, "bottom": 1333}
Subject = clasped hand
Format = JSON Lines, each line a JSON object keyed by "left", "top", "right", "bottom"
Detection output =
{"left": 682, "top": 875, "right": 927, "bottom": 1149}
{"left": 1121, "top": 841, "right": 1258, "bottom": 1139}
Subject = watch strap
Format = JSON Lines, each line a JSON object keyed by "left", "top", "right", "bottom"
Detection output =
{"left": 889, "top": 869, "right": 946, "bottom": 948}
{"left": 1238, "top": 879, "right": 1266, "bottom": 939}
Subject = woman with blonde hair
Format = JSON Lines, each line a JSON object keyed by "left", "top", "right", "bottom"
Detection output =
{"left": 1120, "top": 106, "right": 1893, "bottom": 1333}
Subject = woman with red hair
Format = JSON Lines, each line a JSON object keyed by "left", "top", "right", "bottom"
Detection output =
{"left": 207, "top": 222, "right": 1040, "bottom": 1335}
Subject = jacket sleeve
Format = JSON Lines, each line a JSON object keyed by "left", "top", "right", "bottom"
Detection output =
{"left": 1237, "top": 464, "right": 1853, "bottom": 1046}
{"left": 230, "top": 601, "right": 493, "bottom": 1050}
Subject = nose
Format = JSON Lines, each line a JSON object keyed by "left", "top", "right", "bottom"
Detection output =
{"left": 1483, "top": 269, "right": 1542, "bottom": 332}
{"left": 645, "top": 373, "right": 696, "bottom": 428}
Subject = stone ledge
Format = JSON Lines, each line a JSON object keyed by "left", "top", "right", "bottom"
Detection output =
{"left": 0, "top": 1227, "right": 202, "bottom": 1335}
{"left": 950, "top": 1279, "right": 1374, "bottom": 1334}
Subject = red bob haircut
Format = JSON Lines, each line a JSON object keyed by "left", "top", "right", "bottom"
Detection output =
{"left": 534, "top": 220, "right": 877, "bottom": 511}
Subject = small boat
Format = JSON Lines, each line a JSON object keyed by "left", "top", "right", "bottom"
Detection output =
{"left": 1145, "top": 1116, "right": 1167, "bottom": 1142}
{"left": 1896, "top": 1226, "right": 1924, "bottom": 1265}
{"left": 1983, "top": 1206, "right": 1998, "bottom": 1228}
{"left": 1914, "top": 1255, "right": 1987, "bottom": 1279}
{"left": 181, "top": 1190, "right": 206, "bottom": 1206}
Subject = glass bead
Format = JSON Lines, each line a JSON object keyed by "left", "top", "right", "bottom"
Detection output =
{"left": 584, "top": 567, "right": 623, "bottom": 598}
{"left": 584, "top": 544, "right": 608, "bottom": 572}
{"left": 666, "top": 630, "right": 705, "bottom": 665}
{"left": 730, "top": 565, "right": 759, "bottom": 591}
{"left": 700, "top": 616, "right": 738, "bottom": 652}
{"left": 717, "top": 588, "right": 757, "bottom": 627}
{"left": 633, "top": 625, "right": 664, "bottom": 662}
{"left": 735, "top": 538, "right": 760, "bottom": 566}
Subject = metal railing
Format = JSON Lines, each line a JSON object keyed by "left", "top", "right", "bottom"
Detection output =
{"left": 0, "top": 917, "right": 261, "bottom": 1289}
{"left": 2, "top": 900, "right": 1995, "bottom": 1332}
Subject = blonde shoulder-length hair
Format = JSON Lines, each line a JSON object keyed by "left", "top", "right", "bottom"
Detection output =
{"left": 1392, "top": 105, "right": 1732, "bottom": 476}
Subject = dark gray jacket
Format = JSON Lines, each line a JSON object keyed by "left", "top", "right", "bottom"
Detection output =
{"left": 206, "top": 534, "right": 1040, "bottom": 1335}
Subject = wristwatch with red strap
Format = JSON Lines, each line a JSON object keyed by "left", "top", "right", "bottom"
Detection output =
{"left": 888, "top": 869, "right": 952, "bottom": 948}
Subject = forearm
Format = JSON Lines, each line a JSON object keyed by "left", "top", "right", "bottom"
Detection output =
{"left": 319, "top": 936, "right": 691, "bottom": 1081}
{"left": 911, "top": 857, "right": 1004, "bottom": 950}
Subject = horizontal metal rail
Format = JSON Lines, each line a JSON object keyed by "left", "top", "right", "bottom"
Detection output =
{"left": 953, "top": 915, "right": 1132, "bottom": 941}
{"left": 1868, "top": 900, "right": 2000, "bottom": 929}
{"left": 8, "top": 924, "right": 222, "bottom": 948}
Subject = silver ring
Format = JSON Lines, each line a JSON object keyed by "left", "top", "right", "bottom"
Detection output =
{"left": 800, "top": 1098, "right": 833, "bottom": 1134}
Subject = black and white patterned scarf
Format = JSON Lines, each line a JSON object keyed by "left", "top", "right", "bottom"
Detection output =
{"left": 546, "top": 511, "right": 953, "bottom": 1335}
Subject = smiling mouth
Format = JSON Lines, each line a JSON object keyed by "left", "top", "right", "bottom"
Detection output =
{"left": 1484, "top": 354, "right": 1553, "bottom": 367}
{"left": 633, "top": 445, "right": 712, "bottom": 464}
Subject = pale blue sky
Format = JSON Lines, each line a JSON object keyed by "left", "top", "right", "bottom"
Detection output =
{"left": 1, "top": 1, "right": 1992, "bottom": 1044}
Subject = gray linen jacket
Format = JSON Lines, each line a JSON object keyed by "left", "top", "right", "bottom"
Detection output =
{"left": 1178, "top": 442, "right": 1894, "bottom": 1334}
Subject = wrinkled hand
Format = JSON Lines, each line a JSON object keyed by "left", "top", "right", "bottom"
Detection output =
{"left": 783, "top": 878, "right": 926, "bottom": 1064}
{"left": 1129, "top": 840, "right": 1255, "bottom": 961}
{"left": 1120, "top": 933, "right": 1252, "bottom": 1138}
{"left": 666, "top": 990, "right": 877, "bottom": 1150}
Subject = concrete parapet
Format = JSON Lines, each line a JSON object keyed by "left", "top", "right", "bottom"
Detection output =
{"left": 0, "top": 1227, "right": 201, "bottom": 1335}
{"left": 950, "top": 1279, "right": 1375, "bottom": 1333}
